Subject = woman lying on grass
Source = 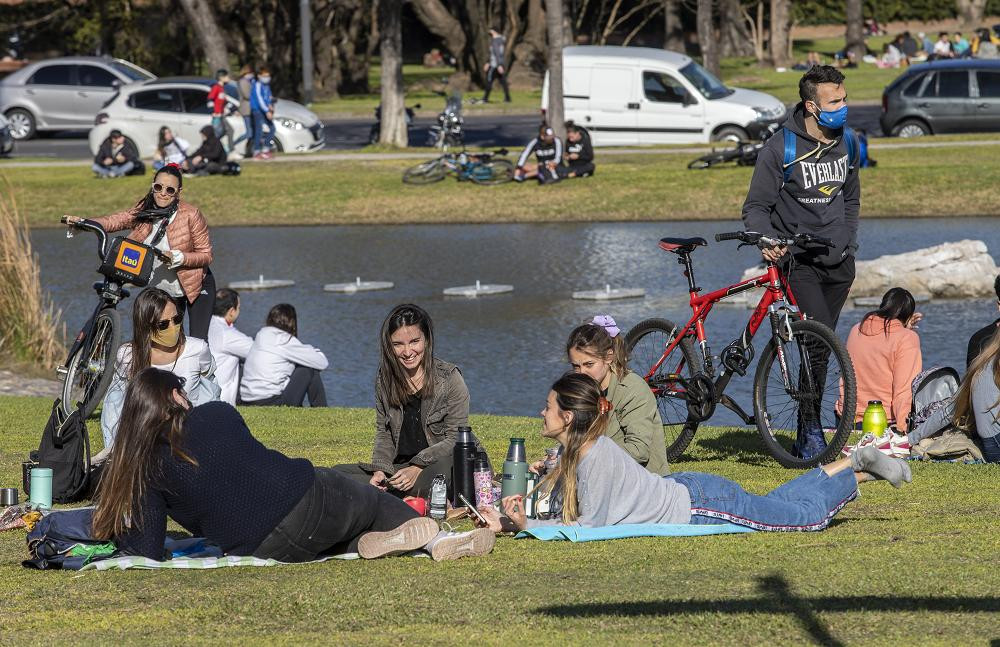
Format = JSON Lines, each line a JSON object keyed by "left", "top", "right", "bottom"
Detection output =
{"left": 478, "top": 373, "right": 912, "bottom": 533}
{"left": 92, "top": 368, "right": 495, "bottom": 562}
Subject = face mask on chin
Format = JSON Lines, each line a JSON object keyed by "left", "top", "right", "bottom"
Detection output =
{"left": 152, "top": 322, "right": 181, "bottom": 348}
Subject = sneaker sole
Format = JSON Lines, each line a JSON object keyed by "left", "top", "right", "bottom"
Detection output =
{"left": 358, "top": 517, "right": 439, "bottom": 559}
{"left": 429, "top": 528, "right": 496, "bottom": 562}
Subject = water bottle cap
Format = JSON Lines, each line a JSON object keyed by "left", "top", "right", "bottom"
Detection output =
{"left": 474, "top": 457, "right": 490, "bottom": 470}
{"left": 510, "top": 437, "right": 525, "bottom": 443}
{"left": 868, "top": 400, "right": 882, "bottom": 405}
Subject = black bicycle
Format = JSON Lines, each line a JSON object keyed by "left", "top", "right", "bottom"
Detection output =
{"left": 57, "top": 214, "right": 170, "bottom": 417}
{"left": 687, "top": 140, "right": 764, "bottom": 170}
{"left": 402, "top": 149, "right": 513, "bottom": 185}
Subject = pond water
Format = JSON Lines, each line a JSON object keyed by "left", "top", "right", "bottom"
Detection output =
{"left": 33, "top": 217, "right": 1000, "bottom": 426}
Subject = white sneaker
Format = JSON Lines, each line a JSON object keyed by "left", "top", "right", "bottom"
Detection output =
{"left": 357, "top": 517, "right": 439, "bottom": 559}
{"left": 842, "top": 431, "right": 912, "bottom": 458}
{"left": 424, "top": 528, "right": 496, "bottom": 562}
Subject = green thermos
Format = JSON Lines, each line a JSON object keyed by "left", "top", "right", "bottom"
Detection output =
{"left": 501, "top": 438, "right": 528, "bottom": 500}
{"left": 862, "top": 400, "right": 888, "bottom": 437}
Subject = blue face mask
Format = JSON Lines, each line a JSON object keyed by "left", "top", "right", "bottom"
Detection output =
{"left": 813, "top": 104, "right": 848, "bottom": 129}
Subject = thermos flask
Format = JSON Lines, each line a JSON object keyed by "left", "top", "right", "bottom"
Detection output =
{"left": 451, "top": 427, "right": 477, "bottom": 508}
{"left": 501, "top": 438, "right": 528, "bottom": 500}
{"left": 473, "top": 452, "right": 494, "bottom": 508}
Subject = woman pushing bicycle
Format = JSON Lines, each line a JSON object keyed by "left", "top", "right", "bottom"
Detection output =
{"left": 64, "top": 164, "right": 216, "bottom": 340}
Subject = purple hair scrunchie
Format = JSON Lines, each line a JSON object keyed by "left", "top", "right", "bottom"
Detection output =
{"left": 592, "top": 314, "right": 620, "bottom": 338}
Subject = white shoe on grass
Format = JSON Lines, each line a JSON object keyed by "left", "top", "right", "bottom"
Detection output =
{"left": 424, "top": 528, "right": 496, "bottom": 562}
{"left": 357, "top": 517, "right": 439, "bottom": 559}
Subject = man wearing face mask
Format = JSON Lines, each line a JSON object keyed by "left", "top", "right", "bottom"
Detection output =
{"left": 251, "top": 67, "right": 276, "bottom": 160}
{"left": 741, "top": 65, "right": 860, "bottom": 460}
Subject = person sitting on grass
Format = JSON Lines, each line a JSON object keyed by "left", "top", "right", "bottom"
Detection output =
{"left": 967, "top": 274, "right": 1000, "bottom": 368}
{"left": 477, "top": 373, "right": 912, "bottom": 533}
{"left": 514, "top": 124, "right": 562, "bottom": 184}
{"left": 557, "top": 122, "right": 594, "bottom": 179}
{"left": 183, "top": 125, "right": 228, "bottom": 176}
{"left": 240, "top": 303, "right": 328, "bottom": 407}
{"left": 92, "top": 368, "right": 495, "bottom": 562}
{"left": 153, "top": 126, "right": 190, "bottom": 171}
{"left": 92, "top": 129, "right": 140, "bottom": 179}
{"left": 207, "top": 288, "right": 253, "bottom": 406}
{"left": 97, "top": 287, "right": 220, "bottom": 461}
{"left": 335, "top": 304, "right": 488, "bottom": 499}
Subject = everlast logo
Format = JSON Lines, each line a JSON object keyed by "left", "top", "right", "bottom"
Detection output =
{"left": 799, "top": 154, "right": 848, "bottom": 191}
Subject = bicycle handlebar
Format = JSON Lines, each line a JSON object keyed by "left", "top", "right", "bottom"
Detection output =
{"left": 64, "top": 216, "right": 171, "bottom": 263}
{"left": 714, "top": 231, "right": 835, "bottom": 249}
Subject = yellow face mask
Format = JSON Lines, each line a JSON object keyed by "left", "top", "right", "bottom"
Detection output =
{"left": 152, "top": 322, "right": 181, "bottom": 348}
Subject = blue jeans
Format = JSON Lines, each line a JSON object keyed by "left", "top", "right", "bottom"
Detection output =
{"left": 92, "top": 161, "right": 134, "bottom": 177}
{"left": 980, "top": 435, "right": 1000, "bottom": 463}
{"left": 232, "top": 114, "right": 254, "bottom": 149}
{"left": 667, "top": 468, "right": 858, "bottom": 532}
{"left": 252, "top": 109, "right": 274, "bottom": 153}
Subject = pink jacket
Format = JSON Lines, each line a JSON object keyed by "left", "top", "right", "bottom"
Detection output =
{"left": 845, "top": 316, "right": 922, "bottom": 430}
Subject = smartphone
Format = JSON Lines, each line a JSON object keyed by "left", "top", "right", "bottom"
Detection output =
{"left": 458, "top": 493, "right": 489, "bottom": 525}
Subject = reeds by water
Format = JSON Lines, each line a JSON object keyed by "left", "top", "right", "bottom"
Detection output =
{"left": 0, "top": 176, "right": 65, "bottom": 369}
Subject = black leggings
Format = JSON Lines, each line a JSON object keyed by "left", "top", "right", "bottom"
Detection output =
{"left": 483, "top": 66, "right": 510, "bottom": 102}
{"left": 174, "top": 269, "right": 216, "bottom": 341}
{"left": 242, "top": 365, "right": 327, "bottom": 407}
{"left": 252, "top": 467, "right": 418, "bottom": 561}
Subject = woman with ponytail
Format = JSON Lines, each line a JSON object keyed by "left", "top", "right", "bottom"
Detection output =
{"left": 478, "top": 373, "right": 913, "bottom": 532}
{"left": 562, "top": 316, "right": 670, "bottom": 475}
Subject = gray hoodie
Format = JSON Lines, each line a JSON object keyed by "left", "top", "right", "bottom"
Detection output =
{"left": 741, "top": 103, "right": 860, "bottom": 267}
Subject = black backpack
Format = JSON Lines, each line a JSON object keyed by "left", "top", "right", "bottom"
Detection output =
{"left": 28, "top": 400, "right": 94, "bottom": 504}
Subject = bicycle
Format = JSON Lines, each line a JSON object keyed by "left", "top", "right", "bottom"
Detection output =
{"left": 56, "top": 214, "right": 171, "bottom": 418}
{"left": 402, "top": 149, "right": 514, "bottom": 186}
{"left": 687, "top": 140, "right": 764, "bottom": 170}
{"left": 625, "top": 231, "right": 857, "bottom": 468}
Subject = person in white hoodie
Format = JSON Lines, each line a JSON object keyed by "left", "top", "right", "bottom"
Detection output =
{"left": 207, "top": 288, "right": 253, "bottom": 406}
{"left": 240, "top": 303, "right": 328, "bottom": 406}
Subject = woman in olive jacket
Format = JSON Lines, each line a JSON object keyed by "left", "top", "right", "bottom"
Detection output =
{"left": 335, "top": 304, "right": 487, "bottom": 498}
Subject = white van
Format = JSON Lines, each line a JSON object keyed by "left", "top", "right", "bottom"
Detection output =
{"left": 542, "top": 46, "right": 787, "bottom": 146}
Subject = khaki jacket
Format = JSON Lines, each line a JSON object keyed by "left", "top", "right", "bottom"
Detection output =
{"left": 93, "top": 199, "right": 213, "bottom": 303}
{"left": 605, "top": 370, "right": 671, "bottom": 476}
{"left": 367, "top": 358, "right": 481, "bottom": 472}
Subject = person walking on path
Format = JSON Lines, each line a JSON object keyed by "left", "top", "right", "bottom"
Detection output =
{"left": 481, "top": 28, "right": 511, "bottom": 103}
{"left": 250, "top": 67, "right": 276, "bottom": 160}
{"left": 231, "top": 65, "right": 255, "bottom": 157}
{"left": 741, "top": 65, "right": 860, "bottom": 461}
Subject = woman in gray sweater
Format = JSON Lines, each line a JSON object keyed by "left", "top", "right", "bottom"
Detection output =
{"left": 479, "top": 374, "right": 913, "bottom": 532}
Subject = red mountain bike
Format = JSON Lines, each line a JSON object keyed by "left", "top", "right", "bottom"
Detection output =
{"left": 625, "top": 231, "right": 857, "bottom": 468}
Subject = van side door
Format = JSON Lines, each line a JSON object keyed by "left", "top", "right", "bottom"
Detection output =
{"left": 635, "top": 70, "right": 705, "bottom": 144}
{"left": 585, "top": 66, "right": 639, "bottom": 146}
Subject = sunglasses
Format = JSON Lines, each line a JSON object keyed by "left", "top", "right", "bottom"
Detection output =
{"left": 156, "top": 313, "right": 183, "bottom": 331}
{"left": 152, "top": 183, "right": 178, "bottom": 196}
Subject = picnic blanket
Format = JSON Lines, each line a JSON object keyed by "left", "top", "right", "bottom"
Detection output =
{"left": 515, "top": 523, "right": 755, "bottom": 542}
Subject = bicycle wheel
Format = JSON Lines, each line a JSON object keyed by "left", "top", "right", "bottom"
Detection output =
{"left": 402, "top": 159, "right": 446, "bottom": 185}
{"left": 687, "top": 151, "right": 732, "bottom": 170}
{"left": 753, "top": 319, "right": 856, "bottom": 468}
{"left": 60, "top": 308, "right": 121, "bottom": 418}
{"left": 625, "top": 318, "right": 701, "bottom": 461}
{"left": 471, "top": 159, "right": 514, "bottom": 185}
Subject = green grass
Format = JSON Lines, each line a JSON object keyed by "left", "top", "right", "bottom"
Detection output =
{"left": 2, "top": 396, "right": 999, "bottom": 643}
{"left": 4, "top": 136, "right": 1000, "bottom": 228}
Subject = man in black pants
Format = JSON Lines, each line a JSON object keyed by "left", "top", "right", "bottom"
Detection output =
{"left": 481, "top": 28, "right": 511, "bottom": 103}
{"left": 557, "top": 122, "right": 595, "bottom": 178}
{"left": 742, "top": 65, "right": 860, "bottom": 460}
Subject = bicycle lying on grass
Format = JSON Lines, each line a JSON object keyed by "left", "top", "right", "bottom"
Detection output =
{"left": 402, "top": 149, "right": 514, "bottom": 185}
{"left": 57, "top": 214, "right": 171, "bottom": 418}
{"left": 625, "top": 231, "right": 857, "bottom": 468}
{"left": 687, "top": 140, "right": 764, "bottom": 170}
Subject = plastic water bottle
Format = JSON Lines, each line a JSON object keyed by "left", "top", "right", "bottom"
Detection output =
{"left": 862, "top": 400, "right": 888, "bottom": 437}
{"left": 429, "top": 474, "right": 447, "bottom": 520}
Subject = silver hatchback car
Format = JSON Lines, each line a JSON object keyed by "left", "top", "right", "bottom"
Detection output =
{"left": 0, "top": 56, "right": 154, "bottom": 140}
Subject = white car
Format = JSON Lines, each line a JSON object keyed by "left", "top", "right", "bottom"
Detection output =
{"left": 543, "top": 46, "right": 787, "bottom": 146}
{"left": 88, "top": 77, "right": 324, "bottom": 157}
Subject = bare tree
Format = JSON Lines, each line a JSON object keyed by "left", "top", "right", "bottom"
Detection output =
{"left": 410, "top": 0, "right": 468, "bottom": 67}
{"left": 544, "top": 0, "right": 566, "bottom": 140}
{"left": 378, "top": 0, "right": 406, "bottom": 147}
{"left": 663, "top": 0, "right": 684, "bottom": 51}
{"left": 739, "top": 0, "right": 766, "bottom": 63}
{"left": 768, "top": 0, "right": 792, "bottom": 67}
{"left": 697, "top": 0, "right": 719, "bottom": 76}
{"left": 845, "top": 0, "right": 864, "bottom": 61}
{"left": 719, "top": 0, "right": 754, "bottom": 57}
{"left": 956, "top": 0, "right": 988, "bottom": 30}
{"left": 177, "top": 0, "right": 230, "bottom": 73}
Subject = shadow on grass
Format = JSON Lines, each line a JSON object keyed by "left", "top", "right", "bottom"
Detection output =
{"left": 693, "top": 430, "right": 775, "bottom": 466}
{"left": 538, "top": 574, "right": 1000, "bottom": 647}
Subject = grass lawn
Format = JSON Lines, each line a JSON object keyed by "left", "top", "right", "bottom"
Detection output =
{"left": 1, "top": 396, "right": 998, "bottom": 643}
{"left": 4, "top": 136, "right": 1000, "bottom": 228}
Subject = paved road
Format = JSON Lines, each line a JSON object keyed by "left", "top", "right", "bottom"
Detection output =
{"left": 9, "top": 106, "right": 886, "bottom": 160}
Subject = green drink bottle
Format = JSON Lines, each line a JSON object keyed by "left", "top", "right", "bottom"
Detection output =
{"left": 501, "top": 438, "right": 528, "bottom": 500}
{"left": 862, "top": 400, "right": 888, "bottom": 437}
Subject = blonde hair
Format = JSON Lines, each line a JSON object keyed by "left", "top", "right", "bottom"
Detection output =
{"left": 566, "top": 322, "right": 629, "bottom": 379}
{"left": 953, "top": 326, "right": 1000, "bottom": 433}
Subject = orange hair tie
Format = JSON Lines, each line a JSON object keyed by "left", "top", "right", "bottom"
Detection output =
{"left": 598, "top": 397, "right": 612, "bottom": 415}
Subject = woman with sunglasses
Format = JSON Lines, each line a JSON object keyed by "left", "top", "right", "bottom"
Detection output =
{"left": 63, "top": 164, "right": 216, "bottom": 340}
{"left": 95, "top": 287, "right": 220, "bottom": 462}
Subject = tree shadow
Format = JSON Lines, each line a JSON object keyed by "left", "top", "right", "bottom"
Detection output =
{"left": 538, "top": 573, "right": 1000, "bottom": 646}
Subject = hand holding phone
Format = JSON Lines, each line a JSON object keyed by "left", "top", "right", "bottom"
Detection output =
{"left": 458, "top": 493, "right": 489, "bottom": 525}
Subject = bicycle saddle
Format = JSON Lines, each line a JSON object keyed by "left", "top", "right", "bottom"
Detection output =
{"left": 658, "top": 237, "right": 708, "bottom": 254}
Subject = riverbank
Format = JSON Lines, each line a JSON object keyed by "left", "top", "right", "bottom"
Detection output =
{"left": 1, "top": 396, "right": 998, "bottom": 643}
{"left": 6, "top": 136, "right": 1000, "bottom": 227}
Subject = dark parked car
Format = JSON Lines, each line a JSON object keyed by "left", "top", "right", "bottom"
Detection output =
{"left": 880, "top": 59, "right": 1000, "bottom": 137}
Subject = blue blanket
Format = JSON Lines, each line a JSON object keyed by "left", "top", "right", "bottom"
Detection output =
{"left": 516, "top": 523, "right": 755, "bottom": 542}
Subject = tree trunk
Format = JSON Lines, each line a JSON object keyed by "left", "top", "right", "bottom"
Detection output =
{"left": 177, "top": 0, "right": 230, "bottom": 73}
{"left": 378, "top": 0, "right": 406, "bottom": 147}
{"left": 719, "top": 0, "right": 753, "bottom": 57}
{"left": 845, "top": 0, "right": 864, "bottom": 61}
{"left": 956, "top": 0, "right": 988, "bottom": 30}
{"left": 544, "top": 0, "right": 566, "bottom": 140}
{"left": 768, "top": 0, "right": 791, "bottom": 67}
{"left": 697, "top": 0, "right": 719, "bottom": 76}
{"left": 409, "top": 0, "right": 468, "bottom": 69}
{"left": 663, "top": 0, "right": 683, "bottom": 51}
{"left": 510, "top": 0, "right": 547, "bottom": 84}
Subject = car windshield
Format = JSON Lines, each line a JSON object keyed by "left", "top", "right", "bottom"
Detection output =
{"left": 111, "top": 61, "right": 155, "bottom": 82}
{"left": 679, "top": 62, "right": 733, "bottom": 100}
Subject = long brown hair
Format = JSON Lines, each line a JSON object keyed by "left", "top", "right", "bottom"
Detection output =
{"left": 953, "top": 326, "right": 1000, "bottom": 433}
{"left": 377, "top": 304, "right": 435, "bottom": 409}
{"left": 537, "top": 373, "right": 609, "bottom": 523}
{"left": 566, "top": 322, "right": 629, "bottom": 379}
{"left": 91, "top": 368, "right": 197, "bottom": 540}
{"left": 130, "top": 288, "right": 185, "bottom": 379}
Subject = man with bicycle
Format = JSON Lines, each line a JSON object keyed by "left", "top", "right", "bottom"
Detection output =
{"left": 741, "top": 65, "right": 860, "bottom": 460}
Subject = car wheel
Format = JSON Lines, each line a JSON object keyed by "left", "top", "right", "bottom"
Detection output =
{"left": 5, "top": 108, "right": 36, "bottom": 140}
{"left": 892, "top": 119, "right": 929, "bottom": 138}
{"left": 711, "top": 125, "right": 748, "bottom": 143}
